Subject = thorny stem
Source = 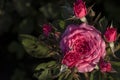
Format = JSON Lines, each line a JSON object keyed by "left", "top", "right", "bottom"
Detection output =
{"left": 109, "top": 42, "right": 120, "bottom": 60}
{"left": 116, "top": 34, "right": 120, "bottom": 40}
{"left": 112, "top": 50, "right": 120, "bottom": 60}
{"left": 73, "top": 73, "right": 80, "bottom": 80}
{"left": 84, "top": 73, "right": 89, "bottom": 80}
{"left": 93, "top": 12, "right": 101, "bottom": 25}
{"left": 87, "top": 3, "right": 95, "bottom": 14}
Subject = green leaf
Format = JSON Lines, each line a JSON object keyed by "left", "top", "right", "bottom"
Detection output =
{"left": 90, "top": 71, "right": 95, "bottom": 80}
{"left": 19, "top": 34, "right": 50, "bottom": 58}
{"left": 35, "top": 63, "right": 47, "bottom": 70}
{"left": 98, "top": 17, "right": 108, "bottom": 33}
{"left": 59, "top": 20, "right": 65, "bottom": 29}
{"left": 90, "top": 71, "right": 104, "bottom": 80}
{"left": 34, "top": 61, "right": 57, "bottom": 80}
{"left": 58, "top": 73, "right": 65, "bottom": 80}
{"left": 35, "top": 61, "right": 56, "bottom": 71}
{"left": 34, "top": 69, "right": 52, "bottom": 80}
{"left": 47, "top": 61, "right": 56, "bottom": 67}
{"left": 66, "top": 73, "right": 73, "bottom": 80}
{"left": 111, "top": 61, "right": 120, "bottom": 66}
{"left": 38, "top": 69, "right": 50, "bottom": 80}
{"left": 109, "top": 61, "right": 120, "bottom": 80}
{"left": 58, "top": 69, "right": 73, "bottom": 80}
{"left": 39, "top": 3, "right": 57, "bottom": 18}
{"left": 61, "top": 2, "right": 74, "bottom": 19}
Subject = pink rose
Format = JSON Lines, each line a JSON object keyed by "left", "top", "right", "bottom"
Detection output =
{"left": 99, "top": 59, "right": 112, "bottom": 72}
{"left": 62, "top": 51, "right": 80, "bottom": 68}
{"left": 43, "top": 24, "right": 52, "bottom": 36}
{"left": 60, "top": 23, "right": 106, "bottom": 73}
{"left": 104, "top": 27, "right": 117, "bottom": 42}
{"left": 73, "top": 0, "right": 87, "bottom": 18}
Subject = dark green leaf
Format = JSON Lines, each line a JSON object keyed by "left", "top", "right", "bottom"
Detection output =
{"left": 98, "top": 17, "right": 108, "bottom": 33}
{"left": 19, "top": 34, "right": 50, "bottom": 58}
{"left": 90, "top": 71, "right": 95, "bottom": 80}
{"left": 61, "top": 2, "right": 73, "bottom": 19}
{"left": 8, "top": 41, "right": 25, "bottom": 59}
{"left": 58, "top": 69, "right": 73, "bottom": 80}
{"left": 18, "top": 18, "right": 34, "bottom": 34}
{"left": 59, "top": 20, "right": 65, "bottom": 29}
{"left": 38, "top": 69, "right": 50, "bottom": 80}
{"left": 35, "top": 61, "right": 56, "bottom": 71}
{"left": 34, "top": 61, "right": 57, "bottom": 80}
{"left": 108, "top": 61, "right": 120, "bottom": 80}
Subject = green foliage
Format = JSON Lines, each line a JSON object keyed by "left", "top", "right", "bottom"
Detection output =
{"left": 98, "top": 17, "right": 108, "bottom": 33}
{"left": 11, "top": 69, "right": 31, "bottom": 80}
{"left": 59, "top": 20, "right": 66, "bottom": 29}
{"left": 38, "top": 69, "right": 51, "bottom": 80}
{"left": 35, "top": 61, "right": 56, "bottom": 70}
{"left": 13, "top": 0, "right": 36, "bottom": 17}
{"left": 89, "top": 71, "right": 103, "bottom": 80}
{"left": 18, "top": 18, "right": 34, "bottom": 34}
{"left": 34, "top": 61, "right": 57, "bottom": 80}
{"left": 109, "top": 61, "right": 120, "bottom": 80}
{"left": 19, "top": 34, "right": 50, "bottom": 58}
{"left": 58, "top": 70, "right": 73, "bottom": 80}
{"left": 8, "top": 41, "right": 25, "bottom": 59}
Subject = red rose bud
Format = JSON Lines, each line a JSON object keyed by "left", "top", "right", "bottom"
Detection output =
{"left": 99, "top": 59, "right": 112, "bottom": 73}
{"left": 73, "top": 0, "right": 87, "bottom": 19}
{"left": 104, "top": 27, "right": 117, "bottom": 42}
{"left": 43, "top": 24, "right": 52, "bottom": 37}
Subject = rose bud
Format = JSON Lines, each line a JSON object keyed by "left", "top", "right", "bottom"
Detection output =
{"left": 99, "top": 59, "right": 112, "bottom": 73}
{"left": 42, "top": 24, "right": 52, "bottom": 37}
{"left": 60, "top": 23, "right": 106, "bottom": 73}
{"left": 55, "top": 32, "right": 61, "bottom": 39}
{"left": 73, "top": 0, "right": 87, "bottom": 19}
{"left": 104, "top": 27, "right": 117, "bottom": 42}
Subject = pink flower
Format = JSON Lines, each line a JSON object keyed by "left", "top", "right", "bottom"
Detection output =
{"left": 43, "top": 24, "right": 52, "bottom": 36}
{"left": 62, "top": 51, "right": 80, "bottom": 68}
{"left": 60, "top": 23, "right": 106, "bottom": 73}
{"left": 99, "top": 59, "right": 112, "bottom": 72}
{"left": 104, "top": 27, "right": 117, "bottom": 42}
{"left": 73, "top": 0, "right": 87, "bottom": 18}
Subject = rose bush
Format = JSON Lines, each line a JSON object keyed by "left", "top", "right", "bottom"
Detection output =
{"left": 73, "top": 0, "right": 87, "bottom": 18}
{"left": 60, "top": 23, "right": 106, "bottom": 72}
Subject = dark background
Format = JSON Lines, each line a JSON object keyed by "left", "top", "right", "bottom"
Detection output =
{"left": 0, "top": 0, "right": 120, "bottom": 80}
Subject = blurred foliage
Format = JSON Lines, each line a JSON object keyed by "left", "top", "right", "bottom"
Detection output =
{"left": 0, "top": 0, "right": 120, "bottom": 80}
{"left": 11, "top": 68, "right": 31, "bottom": 80}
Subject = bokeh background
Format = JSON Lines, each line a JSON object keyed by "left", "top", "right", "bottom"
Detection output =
{"left": 0, "top": 0, "right": 120, "bottom": 80}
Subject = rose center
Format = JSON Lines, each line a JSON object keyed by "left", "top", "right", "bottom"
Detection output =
{"left": 73, "top": 39, "right": 89, "bottom": 54}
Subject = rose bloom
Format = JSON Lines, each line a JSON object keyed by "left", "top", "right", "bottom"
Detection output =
{"left": 73, "top": 0, "right": 87, "bottom": 18}
{"left": 43, "top": 24, "right": 52, "bottom": 36}
{"left": 99, "top": 59, "right": 111, "bottom": 73}
{"left": 60, "top": 23, "right": 106, "bottom": 73}
{"left": 104, "top": 27, "right": 117, "bottom": 42}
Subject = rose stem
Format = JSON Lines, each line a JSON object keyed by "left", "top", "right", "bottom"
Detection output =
{"left": 84, "top": 73, "right": 89, "bottom": 80}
